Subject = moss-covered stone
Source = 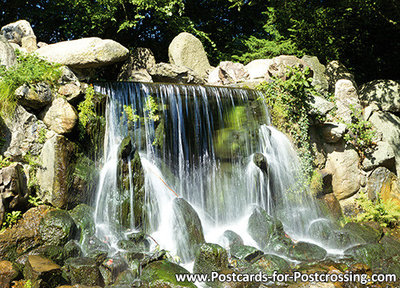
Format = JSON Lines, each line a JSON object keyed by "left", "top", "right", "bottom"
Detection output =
{"left": 30, "top": 245, "right": 65, "bottom": 266}
{"left": 39, "top": 210, "right": 78, "bottom": 246}
{"left": 251, "top": 254, "right": 291, "bottom": 274}
{"left": 223, "top": 230, "right": 243, "bottom": 247}
{"left": 343, "top": 222, "right": 383, "bottom": 244}
{"left": 229, "top": 244, "right": 263, "bottom": 262}
{"left": 64, "top": 257, "right": 104, "bottom": 286}
{"left": 23, "top": 255, "right": 63, "bottom": 288}
{"left": 288, "top": 241, "right": 327, "bottom": 261}
{"left": 141, "top": 260, "right": 196, "bottom": 288}
{"left": 69, "top": 203, "right": 95, "bottom": 241}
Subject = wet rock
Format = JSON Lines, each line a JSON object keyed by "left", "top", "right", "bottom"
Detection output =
{"left": 65, "top": 257, "right": 104, "bottom": 286}
{"left": 289, "top": 242, "right": 327, "bottom": 261}
{"left": 0, "top": 163, "right": 28, "bottom": 227}
{"left": 334, "top": 79, "right": 361, "bottom": 123}
{"left": 0, "top": 35, "right": 16, "bottom": 68}
{"left": 229, "top": 244, "right": 263, "bottom": 262}
{"left": 36, "top": 37, "right": 129, "bottom": 69}
{"left": 23, "top": 255, "right": 63, "bottom": 288}
{"left": 30, "top": 245, "right": 65, "bottom": 266}
{"left": 120, "top": 232, "right": 150, "bottom": 252}
{"left": 325, "top": 148, "right": 361, "bottom": 200}
{"left": 344, "top": 243, "right": 386, "bottom": 267}
{"left": 252, "top": 153, "right": 268, "bottom": 173}
{"left": 321, "top": 123, "right": 346, "bottom": 144}
{"left": 114, "top": 269, "right": 138, "bottom": 286}
{"left": 63, "top": 240, "right": 83, "bottom": 259}
{"left": 360, "top": 80, "right": 400, "bottom": 113}
{"left": 99, "top": 256, "right": 128, "bottom": 286}
{"left": 317, "top": 193, "right": 343, "bottom": 221}
{"left": 81, "top": 236, "right": 109, "bottom": 257}
{"left": 15, "top": 82, "right": 53, "bottom": 110}
{"left": 39, "top": 210, "right": 77, "bottom": 246}
{"left": 0, "top": 206, "right": 51, "bottom": 260}
{"left": 247, "top": 206, "right": 293, "bottom": 254}
{"left": 0, "top": 260, "right": 19, "bottom": 288}
{"left": 42, "top": 97, "right": 78, "bottom": 134}
{"left": 1, "top": 20, "right": 35, "bottom": 45}
{"left": 141, "top": 260, "right": 196, "bottom": 288}
{"left": 343, "top": 222, "right": 382, "bottom": 244}
{"left": 148, "top": 62, "right": 205, "bottom": 84}
{"left": 3, "top": 105, "right": 47, "bottom": 160}
{"left": 193, "top": 243, "right": 229, "bottom": 279}
{"left": 302, "top": 55, "right": 329, "bottom": 93}
{"left": 173, "top": 197, "right": 205, "bottom": 261}
{"left": 251, "top": 254, "right": 290, "bottom": 274}
{"left": 168, "top": 32, "right": 211, "bottom": 78}
{"left": 223, "top": 230, "right": 243, "bottom": 247}
{"left": 69, "top": 204, "right": 96, "bottom": 242}
{"left": 37, "top": 134, "right": 78, "bottom": 208}
{"left": 118, "top": 47, "right": 155, "bottom": 82}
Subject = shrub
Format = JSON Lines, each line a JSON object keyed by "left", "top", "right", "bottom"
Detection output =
{"left": 0, "top": 50, "right": 61, "bottom": 117}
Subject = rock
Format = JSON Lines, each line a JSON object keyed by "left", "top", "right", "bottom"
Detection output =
{"left": 366, "top": 167, "right": 399, "bottom": 204}
{"left": 229, "top": 244, "right": 263, "bottom": 262}
{"left": 58, "top": 66, "right": 80, "bottom": 85}
{"left": 360, "top": 80, "right": 400, "bottom": 113}
{"left": 0, "top": 163, "right": 27, "bottom": 227}
{"left": 251, "top": 254, "right": 290, "bottom": 274}
{"left": 325, "top": 60, "right": 355, "bottom": 93}
{"left": 141, "top": 260, "right": 196, "bottom": 288}
{"left": 168, "top": 32, "right": 211, "bottom": 77}
{"left": 247, "top": 206, "right": 293, "bottom": 254}
{"left": 267, "top": 55, "right": 309, "bottom": 80}
{"left": 65, "top": 257, "right": 104, "bottom": 286}
{"left": 369, "top": 111, "right": 400, "bottom": 175}
{"left": 42, "top": 97, "right": 78, "bottom": 134}
{"left": 3, "top": 106, "right": 48, "bottom": 160}
{"left": 36, "top": 37, "right": 129, "bottom": 69}
{"left": 222, "top": 230, "right": 243, "bottom": 247}
{"left": 173, "top": 197, "right": 205, "bottom": 262}
{"left": 334, "top": 79, "right": 361, "bottom": 123}
{"left": 343, "top": 222, "right": 382, "bottom": 244}
{"left": 253, "top": 153, "right": 268, "bottom": 173}
{"left": 1, "top": 20, "right": 35, "bottom": 45}
{"left": 0, "top": 260, "right": 19, "bottom": 288}
{"left": 207, "top": 66, "right": 234, "bottom": 86}
{"left": 37, "top": 42, "right": 48, "bottom": 48}
{"left": 289, "top": 241, "right": 327, "bottom": 261}
{"left": 148, "top": 62, "right": 205, "bottom": 84}
{"left": 311, "top": 169, "right": 333, "bottom": 197}
{"left": 245, "top": 59, "right": 273, "bottom": 81}
{"left": 23, "top": 255, "right": 63, "bottom": 288}
{"left": 193, "top": 243, "right": 229, "bottom": 286}
{"left": 30, "top": 245, "right": 66, "bottom": 266}
{"left": 363, "top": 103, "right": 380, "bottom": 121}
{"left": 0, "top": 35, "right": 16, "bottom": 68}
{"left": 0, "top": 206, "right": 51, "bottom": 260}
{"left": 302, "top": 55, "right": 329, "bottom": 92}
{"left": 58, "top": 83, "right": 81, "bottom": 102}
{"left": 321, "top": 122, "right": 346, "bottom": 143}
{"left": 63, "top": 240, "right": 83, "bottom": 260}
{"left": 114, "top": 269, "right": 138, "bottom": 286}
{"left": 37, "top": 134, "right": 77, "bottom": 208}
{"left": 362, "top": 141, "right": 395, "bottom": 171}
{"left": 39, "top": 210, "right": 77, "bottom": 246}
{"left": 218, "top": 61, "right": 249, "bottom": 83}
{"left": 21, "top": 35, "right": 37, "bottom": 53}
{"left": 317, "top": 193, "right": 343, "bottom": 221}
{"left": 99, "top": 256, "right": 128, "bottom": 286}
{"left": 69, "top": 204, "right": 96, "bottom": 242}
{"left": 15, "top": 82, "right": 53, "bottom": 110}
{"left": 118, "top": 47, "right": 155, "bottom": 81}
{"left": 308, "top": 96, "right": 335, "bottom": 116}
{"left": 325, "top": 148, "right": 361, "bottom": 200}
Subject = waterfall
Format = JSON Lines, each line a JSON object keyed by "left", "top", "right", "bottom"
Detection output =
{"left": 93, "top": 82, "right": 329, "bottom": 260}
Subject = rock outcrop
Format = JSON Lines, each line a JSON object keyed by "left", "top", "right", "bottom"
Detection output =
{"left": 0, "top": 35, "right": 16, "bottom": 68}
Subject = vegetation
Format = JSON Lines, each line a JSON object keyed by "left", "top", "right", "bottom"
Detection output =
{"left": 0, "top": 50, "right": 61, "bottom": 118}
{"left": 37, "top": 127, "right": 48, "bottom": 144}
{"left": 1, "top": 211, "right": 22, "bottom": 230}
{"left": 78, "top": 85, "right": 97, "bottom": 128}
{"left": 343, "top": 105, "right": 377, "bottom": 158}
{"left": 0, "top": 155, "right": 12, "bottom": 169}
{"left": 22, "top": 153, "right": 41, "bottom": 191}
{"left": 144, "top": 96, "right": 160, "bottom": 122}
{"left": 355, "top": 191, "right": 400, "bottom": 228}
{"left": 257, "top": 66, "right": 321, "bottom": 177}
{"left": 28, "top": 195, "right": 44, "bottom": 207}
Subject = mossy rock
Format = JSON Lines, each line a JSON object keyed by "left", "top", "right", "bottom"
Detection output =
{"left": 30, "top": 245, "right": 65, "bottom": 266}
{"left": 343, "top": 222, "right": 383, "bottom": 244}
{"left": 344, "top": 243, "right": 385, "bottom": 267}
{"left": 229, "top": 244, "right": 263, "bottom": 262}
{"left": 288, "top": 241, "right": 327, "bottom": 261}
{"left": 223, "top": 230, "right": 243, "bottom": 247}
{"left": 68, "top": 204, "right": 95, "bottom": 241}
{"left": 64, "top": 257, "right": 104, "bottom": 286}
{"left": 251, "top": 254, "right": 291, "bottom": 274}
{"left": 141, "top": 260, "right": 196, "bottom": 288}
{"left": 39, "top": 210, "right": 78, "bottom": 247}
{"left": 63, "top": 240, "right": 82, "bottom": 260}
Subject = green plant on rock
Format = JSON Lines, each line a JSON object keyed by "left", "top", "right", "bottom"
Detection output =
{"left": 343, "top": 105, "right": 376, "bottom": 158}
{"left": 257, "top": 66, "right": 321, "bottom": 177}
{"left": 78, "top": 85, "right": 97, "bottom": 128}
{"left": 0, "top": 50, "right": 61, "bottom": 118}
{"left": 356, "top": 190, "right": 400, "bottom": 228}
{"left": 2, "top": 211, "right": 22, "bottom": 230}
{"left": 24, "top": 280, "right": 32, "bottom": 288}
{"left": 22, "top": 153, "right": 41, "bottom": 191}
{"left": 144, "top": 96, "right": 160, "bottom": 122}
{"left": 28, "top": 195, "right": 44, "bottom": 207}
{"left": 122, "top": 104, "right": 139, "bottom": 126}
{"left": 37, "top": 127, "right": 47, "bottom": 144}
{"left": 0, "top": 155, "right": 12, "bottom": 169}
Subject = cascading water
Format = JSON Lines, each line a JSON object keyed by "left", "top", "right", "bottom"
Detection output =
{"left": 93, "top": 82, "right": 346, "bottom": 262}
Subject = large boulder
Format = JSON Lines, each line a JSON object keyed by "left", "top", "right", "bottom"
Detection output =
{"left": 362, "top": 141, "right": 395, "bottom": 172}
{"left": 172, "top": 198, "right": 205, "bottom": 262}
{"left": 15, "top": 82, "right": 53, "bottom": 110}
{"left": 41, "top": 97, "right": 78, "bottom": 134}
{"left": 360, "top": 80, "right": 400, "bottom": 113}
{"left": 36, "top": 37, "right": 129, "bottom": 69}
{"left": 36, "top": 134, "right": 77, "bottom": 208}
{"left": 366, "top": 167, "right": 400, "bottom": 205}
{"left": 321, "top": 122, "right": 346, "bottom": 143}
{"left": 65, "top": 257, "right": 104, "bottom": 286}
{"left": 334, "top": 79, "right": 362, "bottom": 123}
{"left": 0, "top": 260, "right": 19, "bottom": 288}
{"left": 369, "top": 111, "right": 400, "bottom": 175}
{"left": 325, "top": 60, "right": 355, "bottom": 93}
{"left": 23, "top": 255, "right": 63, "bottom": 288}
{"left": 245, "top": 59, "right": 273, "bottom": 82}
{"left": 302, "top": 55, "right": 329, "bottom": 92}
{"left": 208, "top": 61, "right": 249, "bottom": 85}
{"left": 148, "top": 62, "right": 205, "bottom": 84}
{"left": 325, "top": 148, "right": 361, "bottom": 200}
{"left": 1, "top": 20, "right": 35, "bottom": 45}
{"left": 308, "top": 96, "right": 335, "bottom": 117}
{"left": 0, "top": 163, "right": 27, "bottom": 227}
{"left": 118, "top": 47, "right": 155, "bottom": 82}
{"left": 288, "top": 241, "right": 327, "bottom": 261}
{"left": 0, "top": 35, "right": 16, "bottom": 68}
{"left": 3, "top": 106, "right": 48, "bottom": 160}
{"left": 39, "top": 210, "right": 77, "bottom": 246}
{"left": 267, "top": 55, "right": 309, "bottom": 80}
{"left": 168, "top": 32, "right": 211, "bottom": 77}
